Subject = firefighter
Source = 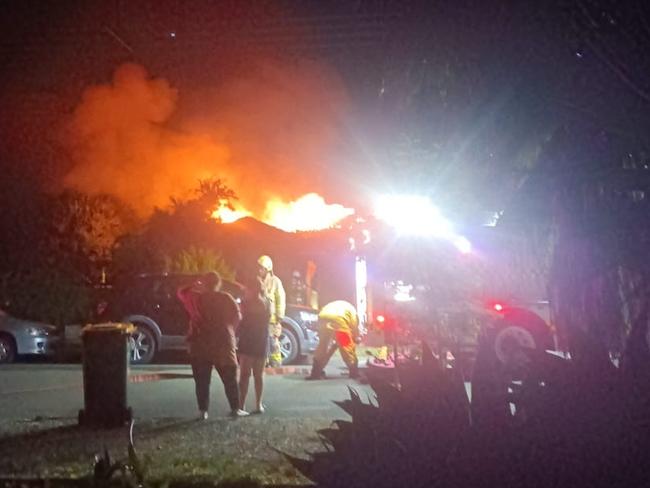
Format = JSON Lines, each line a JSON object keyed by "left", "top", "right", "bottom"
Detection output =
{"left": 307, "top": 300, "right": 360, "bottom": 380}
{"left": 257, "top": 255, "right": 286, "bottom": 367}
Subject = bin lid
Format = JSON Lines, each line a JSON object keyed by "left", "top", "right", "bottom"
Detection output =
{"left": 82, "top": 322, "right": 135, "bottom": 335}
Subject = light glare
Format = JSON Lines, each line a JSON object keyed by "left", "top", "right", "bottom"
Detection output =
{"left": 374, "top": 195, "right": 452, "bottom": 237}
{"left": 454, "top": 236, "right": 472, "bottom": 254}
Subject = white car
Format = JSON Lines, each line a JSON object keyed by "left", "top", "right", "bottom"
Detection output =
{"left": 0, "top": 310, "right": 58, "bottom": 364}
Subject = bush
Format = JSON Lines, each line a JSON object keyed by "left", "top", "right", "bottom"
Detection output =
{"left": 163, "top": 246, "right": 236, "bottom": 281}
{"left": 287, "top": 331, "right": 650, "bottom": 488}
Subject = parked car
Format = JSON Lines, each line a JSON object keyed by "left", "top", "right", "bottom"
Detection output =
{"left": 97, "top": 273, "right": 319, "bottom": 364}
{"left": 0, "top": 309, "right": 58, "bottom": 364}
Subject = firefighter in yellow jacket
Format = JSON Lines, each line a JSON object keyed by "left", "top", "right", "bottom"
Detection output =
{"left": 257, "top": 255, "right": 286, "bottom": 367}
{"left": 307, "top": 300, "right": 360, "bottom": 380}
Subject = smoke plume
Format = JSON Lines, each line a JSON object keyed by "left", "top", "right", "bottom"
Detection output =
{"left": 64, "top": 60, "right": 350, "bottom": 217}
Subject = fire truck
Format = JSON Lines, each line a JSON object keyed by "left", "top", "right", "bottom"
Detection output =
{"left": 346, "top": 212, "right": 556, "bottom": 377}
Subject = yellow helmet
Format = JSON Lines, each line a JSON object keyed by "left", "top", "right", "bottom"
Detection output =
{"left": 257, "top": 255, "right": 273, "bottom": 272}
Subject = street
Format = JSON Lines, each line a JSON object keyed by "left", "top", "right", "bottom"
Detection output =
{"left": 0, "top": 357, "right": 368, "bottom": 424}
{"left": 0, "top": 355, "right": 373, "bottom": 481}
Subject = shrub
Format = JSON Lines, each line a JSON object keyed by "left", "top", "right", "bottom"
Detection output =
{"left": 163, "top": 246, "right": 236, "bottom": 281}
{"left": 287, "top": 331, "right": 650, "bottom": 488}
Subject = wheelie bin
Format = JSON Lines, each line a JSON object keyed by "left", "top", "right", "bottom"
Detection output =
{"left": 78, "top": 323, "right": 134, "bottom": 428}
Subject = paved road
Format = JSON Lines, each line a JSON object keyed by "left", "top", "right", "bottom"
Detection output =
{"left": 0, "top": 357, "right": 473, "bottom": 481}
{"left": 0, "top": 356, "right": 370, "bottom": 426}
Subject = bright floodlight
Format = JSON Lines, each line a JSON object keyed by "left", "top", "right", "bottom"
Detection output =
{"left": 393, "top": 283, "right": 416, "bottom": 302}
{"left": 454, "top": 236, "right": 472, "bottom": 254}
{"left": 374, "top": 195, "right": 452, "bottom": 237}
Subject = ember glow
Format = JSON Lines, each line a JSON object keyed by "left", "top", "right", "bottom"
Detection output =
{"left": 262, "top": 193, "right": 354, "bottom": 232}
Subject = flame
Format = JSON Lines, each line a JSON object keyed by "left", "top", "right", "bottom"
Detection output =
{"left": 63, "top": 62, "right": 351, "bottom": 220}
{"left": 262, "top": 193, "right": 354, "bottom": 232}
{"left": 211, "top": 201, "right": 251, "bottom": 223}
{"left": 210, "top": 192, "right": 353, "bottom": 231}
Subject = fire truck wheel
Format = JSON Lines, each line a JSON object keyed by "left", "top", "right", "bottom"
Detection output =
{"left": 494, "top": 325, "right": 536, "bottom": 368}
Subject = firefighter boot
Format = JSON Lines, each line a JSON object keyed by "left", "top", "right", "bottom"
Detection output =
{"left": 268, "top": 334, "right": 283, "bottom": 367}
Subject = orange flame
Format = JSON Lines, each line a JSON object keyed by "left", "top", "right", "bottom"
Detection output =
{"left": 210, "top": 193, "right": 353, "bottom": 231}
{"left": 262, "top": 193, "right": 354, "bottom": 232}
{"left": 211, "top": 201, "right": 251, "bottom": 223}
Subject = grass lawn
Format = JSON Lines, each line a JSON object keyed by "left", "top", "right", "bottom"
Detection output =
{"left": 0, "top": 415, "right": 328, "bottom": 485}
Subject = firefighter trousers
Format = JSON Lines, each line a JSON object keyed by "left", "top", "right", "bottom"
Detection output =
{"left": 312, "top": 325, "right": 357, "bottom": 375}
{"left": 268, "top": 322, "right": 283, "bottom": 366}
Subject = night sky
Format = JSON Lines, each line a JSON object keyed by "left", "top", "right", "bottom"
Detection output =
{"left": 1, "top": 0, "right": 650, "bottom": 223}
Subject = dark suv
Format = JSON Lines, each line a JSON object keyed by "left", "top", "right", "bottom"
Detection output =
{"left": 98, "top": 273, "right": 319, "bottom": 364}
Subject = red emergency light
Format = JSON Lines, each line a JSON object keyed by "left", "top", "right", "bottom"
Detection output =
{"left": 485, "top": 300, "right": 507, "bottom": 313}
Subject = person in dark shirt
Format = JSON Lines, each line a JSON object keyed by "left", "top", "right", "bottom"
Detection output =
{"left": 238, "top": 277, "right": 271, "bottom": 414}
{"left": 178, "top": 271, "right": 248, "bottom": 419}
